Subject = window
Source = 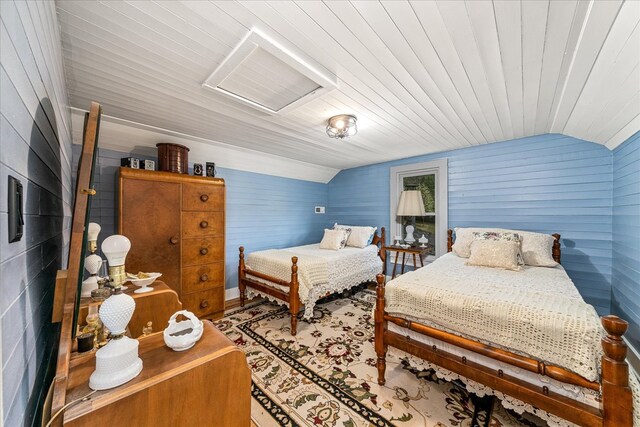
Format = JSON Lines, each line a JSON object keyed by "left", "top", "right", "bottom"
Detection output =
{"left": 390, "top": 159, "right": 448, "bottom": 263}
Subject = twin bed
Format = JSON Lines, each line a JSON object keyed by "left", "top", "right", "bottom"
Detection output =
{"left": 238, "top": 226, "right": 635, "bottom": 426}
{"left": 238, "top": 227, "right": 385, "bottom": 335}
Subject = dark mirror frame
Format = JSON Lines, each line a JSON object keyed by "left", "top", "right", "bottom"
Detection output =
{"left": 51, "top": 102, "right": 101, "bottom": 424}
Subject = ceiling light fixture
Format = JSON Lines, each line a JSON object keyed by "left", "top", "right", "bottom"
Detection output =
{"left": 326, "top": 114, "right": 357, "bottom": 139}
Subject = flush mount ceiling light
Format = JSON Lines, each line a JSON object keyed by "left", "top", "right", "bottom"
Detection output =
{"left": 326, "top": 115, "right": 357, "bottom": 139}
{"left": 203, "top": 28, "right": 337, "bottom": 115}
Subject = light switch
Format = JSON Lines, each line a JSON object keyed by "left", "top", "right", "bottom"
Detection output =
{"left": 8, "top": 175, "right": 23, "bottom": 243}
{"left": 315, "top": 206, "right": 325, "bottom": 214}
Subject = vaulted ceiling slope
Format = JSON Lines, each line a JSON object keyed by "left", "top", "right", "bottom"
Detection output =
{"left": 56, "top": 0, "right": 639, "bottom": 170}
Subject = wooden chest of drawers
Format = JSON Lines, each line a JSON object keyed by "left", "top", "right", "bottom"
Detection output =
{"left": 118, "top": 168, "right": 225, "bottom": 318}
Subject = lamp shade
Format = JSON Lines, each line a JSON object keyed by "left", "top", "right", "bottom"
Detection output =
{"left": 396, "top": 190, "right": 427, "bottom": 216}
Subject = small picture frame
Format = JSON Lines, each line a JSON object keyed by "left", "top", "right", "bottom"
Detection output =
{"left": 121, "top": 157, "right": 140, "bottom": 169}
{"left": 205, "top": 162, "right": 216, "bottom": 177}
{"left": 193, "top": 163, "right": 203, "bottom": 176}
{"left": 143, "top": 159, "right": 155, "bottom": 171}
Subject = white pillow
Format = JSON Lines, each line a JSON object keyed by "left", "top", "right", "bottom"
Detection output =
{"left": 453, "top": 227, "right": 558, "bottom": 267}
{"left": 466, "top": 240, "right": 522, "bottom": 271}
{"left": 319, "top": 229, "right": 349, "bottom": 250}
{"left": 516, "top": 231, "right": 558, "bottom": 267}
{"left": 334, "top": 224, "right": 377, "bottom": 248}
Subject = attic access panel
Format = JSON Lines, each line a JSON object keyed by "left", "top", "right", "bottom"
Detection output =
{"left": 202, "top": 28, "right": 337, "bottom": 115}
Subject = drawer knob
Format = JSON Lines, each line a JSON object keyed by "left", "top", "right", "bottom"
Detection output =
{"left": 200, "top": 221, "right": 208, "bottom": 229}
{"left": 200, "top": 300, "right": 209, "bottom": 309}
{"left": 200, "top": 274, "right": 208, "bottom": 282}
{"left": 169, "top": 236, "right": 179, "bottom": 245}
{"left": 200, "top": 194, "right": 209, "bottom": 202}
{"left": 200, "top": 248, "right": 208, "bottom": 255}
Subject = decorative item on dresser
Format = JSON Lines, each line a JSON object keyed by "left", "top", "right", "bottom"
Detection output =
{"left": 156, "top": 142, "right": 190, "bottom": 174}
{"left": 118, "top": 168, "right": 226, "bottom": 319}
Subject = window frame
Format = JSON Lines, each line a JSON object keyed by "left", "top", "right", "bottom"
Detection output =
{"left": 389, "top": 159, "right": 448, "bottom": 265}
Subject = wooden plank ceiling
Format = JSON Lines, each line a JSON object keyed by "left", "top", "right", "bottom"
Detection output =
{"left": 56, "top": 0, "right": 639, "bottom": 170}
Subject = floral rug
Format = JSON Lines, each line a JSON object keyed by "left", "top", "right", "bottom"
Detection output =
{"left": 213, "top": 289, "right": 544, "bottom": 427}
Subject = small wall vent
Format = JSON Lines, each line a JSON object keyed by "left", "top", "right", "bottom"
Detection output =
{"left": 203, "top": 28, "right": 337, "bottom": 115}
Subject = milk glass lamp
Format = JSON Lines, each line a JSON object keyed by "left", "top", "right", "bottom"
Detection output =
{"left": 101, "top": 235, "right": 131, "bottom": 289}
{"left": 396, "top": 190, "right": 426, "bottom": 244}
{"left": 87, "top": 222, "right": 101, "bottom": 254}
{"left": 89, "top": 287, "right": 143, "bottom": 390}
{"left": 81, "top": 254, "right": 103, "bottom": 297}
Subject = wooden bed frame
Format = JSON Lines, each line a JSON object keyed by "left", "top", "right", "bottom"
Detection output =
{"left": 239, "top": 227, "right": 386, "bottom": 336}
{"left": 375, "top": 229, "right": 633, "bottom": 427}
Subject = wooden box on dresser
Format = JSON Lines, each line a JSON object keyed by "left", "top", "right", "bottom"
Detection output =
{"left": 118, "top": 168, "right": 226, "bottom": 319}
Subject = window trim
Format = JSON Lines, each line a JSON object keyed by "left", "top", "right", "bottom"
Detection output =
{"left": 389, "top": 159, "right": 448, "bottom": 264}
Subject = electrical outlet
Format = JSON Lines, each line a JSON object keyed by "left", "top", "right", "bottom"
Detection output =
{"left": 314, "top": 206, "right": 325, "bottom": 214}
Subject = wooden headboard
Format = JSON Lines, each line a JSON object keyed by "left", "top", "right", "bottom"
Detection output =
{"left": 446, "top": 229, "right": 562, "bottom": 264}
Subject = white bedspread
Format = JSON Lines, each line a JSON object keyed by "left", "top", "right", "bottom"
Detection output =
{"left": 246, "top": 244, "right": 382, "bottom": 318}
{"left": 385, "top": 253, "right": 603, "bottom": 381}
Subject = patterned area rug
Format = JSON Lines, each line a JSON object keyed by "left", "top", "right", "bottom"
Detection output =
{"left": 213, "top": 289, "right": 544, "bottom": 427}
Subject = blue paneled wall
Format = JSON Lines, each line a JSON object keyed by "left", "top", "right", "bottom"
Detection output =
{"left": 612, "top": 131, "right": 640, "bottom": 351}
{"left": 328, "top": 134, "right": 613, "bottom": 315}
{"left": 73, "top": 146, "right": 331, "bottom": 294}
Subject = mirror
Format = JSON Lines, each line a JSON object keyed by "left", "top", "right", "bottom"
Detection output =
{"left": 51, "top": 102, "right": 101, "bottom": 417}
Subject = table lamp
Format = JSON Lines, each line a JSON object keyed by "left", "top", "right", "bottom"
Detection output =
{"left": 81, "top": 254, "right": 103, "bottom": 297}
{"left": 89, "top": 286, "right": 143, "bottom": 390}
{"left": 396, "top": 189, "right": 426, "bottom": 244}
{"left": 87, "top": 222, "right": 101, "bottom": 254}
{"left": 101, "top": 234, "right": 131, "bottom": 289}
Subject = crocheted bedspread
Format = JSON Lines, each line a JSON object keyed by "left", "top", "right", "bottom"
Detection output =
{"left": 385, "top": 253, "right": 603, "bottom": 381}
{"left": 246, "top": 244, "right": 382, "bottom": 318}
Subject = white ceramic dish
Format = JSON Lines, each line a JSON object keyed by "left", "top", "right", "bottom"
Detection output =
{"left": 127, "top": 272, "right": 161, "bottom": 293}
{"left": 164, "top": 310, "right": 204, "bottom": 351}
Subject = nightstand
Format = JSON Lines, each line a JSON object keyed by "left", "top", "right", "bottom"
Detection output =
{"left": 387, "top": 245, "right": 433, "bottom": 279}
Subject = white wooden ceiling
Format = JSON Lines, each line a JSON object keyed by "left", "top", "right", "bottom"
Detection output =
{"left": 56, "top": 0, "right": 640, "bottom": 171}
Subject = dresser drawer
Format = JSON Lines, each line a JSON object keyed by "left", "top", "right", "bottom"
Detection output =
{"left": 182, "top": 211, "right": 223, "bottom": 238}
{"left": 182, "top": 262, "right": 224, "bottom": 294}
{"left": 183, "top": 237, "right": 224, "bottom": 267}
{"left": 183, "top": 184, "right": 224, "bottom": 212}
{"left": 182, "top": 287, "right": 224, "bottom": 318}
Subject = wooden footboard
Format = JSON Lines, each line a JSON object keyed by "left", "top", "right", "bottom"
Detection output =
{"left": 238, "top": 246, "right": 301, "bottom": 335}
{"left": 374, "top": 274, "right": 633, "bottom": 427}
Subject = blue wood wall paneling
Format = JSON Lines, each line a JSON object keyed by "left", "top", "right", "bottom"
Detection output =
{"left": 328, "top": 134, "right": 614, "bottom": 315}
{"left": 0, "top": 1, "right": 73, "bottom": 425}
{"left": 612, "top": 131, "right": 640, "bottom": 352}
{"left": 73, "top": 146, "right": 331, "bottom": 294}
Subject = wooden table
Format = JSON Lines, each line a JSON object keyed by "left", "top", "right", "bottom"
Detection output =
{"left": 387, "top": 245, "right": 433, "bottom": 279}
{"left": 63, "top": 321, "right": 251, "bottom": 426}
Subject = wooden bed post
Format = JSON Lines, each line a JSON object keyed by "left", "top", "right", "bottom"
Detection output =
{"left": 238, "top": 247, "right": 246, "bottom": 307}
{"left": 552, "top": 233, "right": 561, "bottom": 264}
{"left": 379, "top": 227, "right": 387, "bottom": 275}
{"left": 290, "top": 257, "right": 300, "bottom": 336}
{"left": 447, "top": 229, "right": 453, "bottom": 252}
{"left": 375, "top": 273, "right": 388, "bottom": 385}
{"left": 600, "top": 315, "right": 633, "bottom": 427}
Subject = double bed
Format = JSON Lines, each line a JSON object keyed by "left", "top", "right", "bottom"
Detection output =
{"left": 375, "top": 229, "right": 636, "bottom": 427}
{"left": 239, "top": 227, "right": 385, "bottom": 335}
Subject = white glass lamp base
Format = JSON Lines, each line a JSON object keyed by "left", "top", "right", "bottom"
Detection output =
{"left": 81, "top": 276, "right": 99, "bottom": 298}
{"left": 89, "top": 336, "right": 143, "bottom": 390}
{"left": 404, "top": 225, "right": 416, "bottom": 244}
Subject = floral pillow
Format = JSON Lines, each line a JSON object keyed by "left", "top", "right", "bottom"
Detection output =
{"left": 472, "top": 231, "right": 524, "bottom": 265}
{"left": 320, "top": 228, "right": 350, "bottom": 250}
{"left": 334, "top": 224, "right": 376, "bottom": 248}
